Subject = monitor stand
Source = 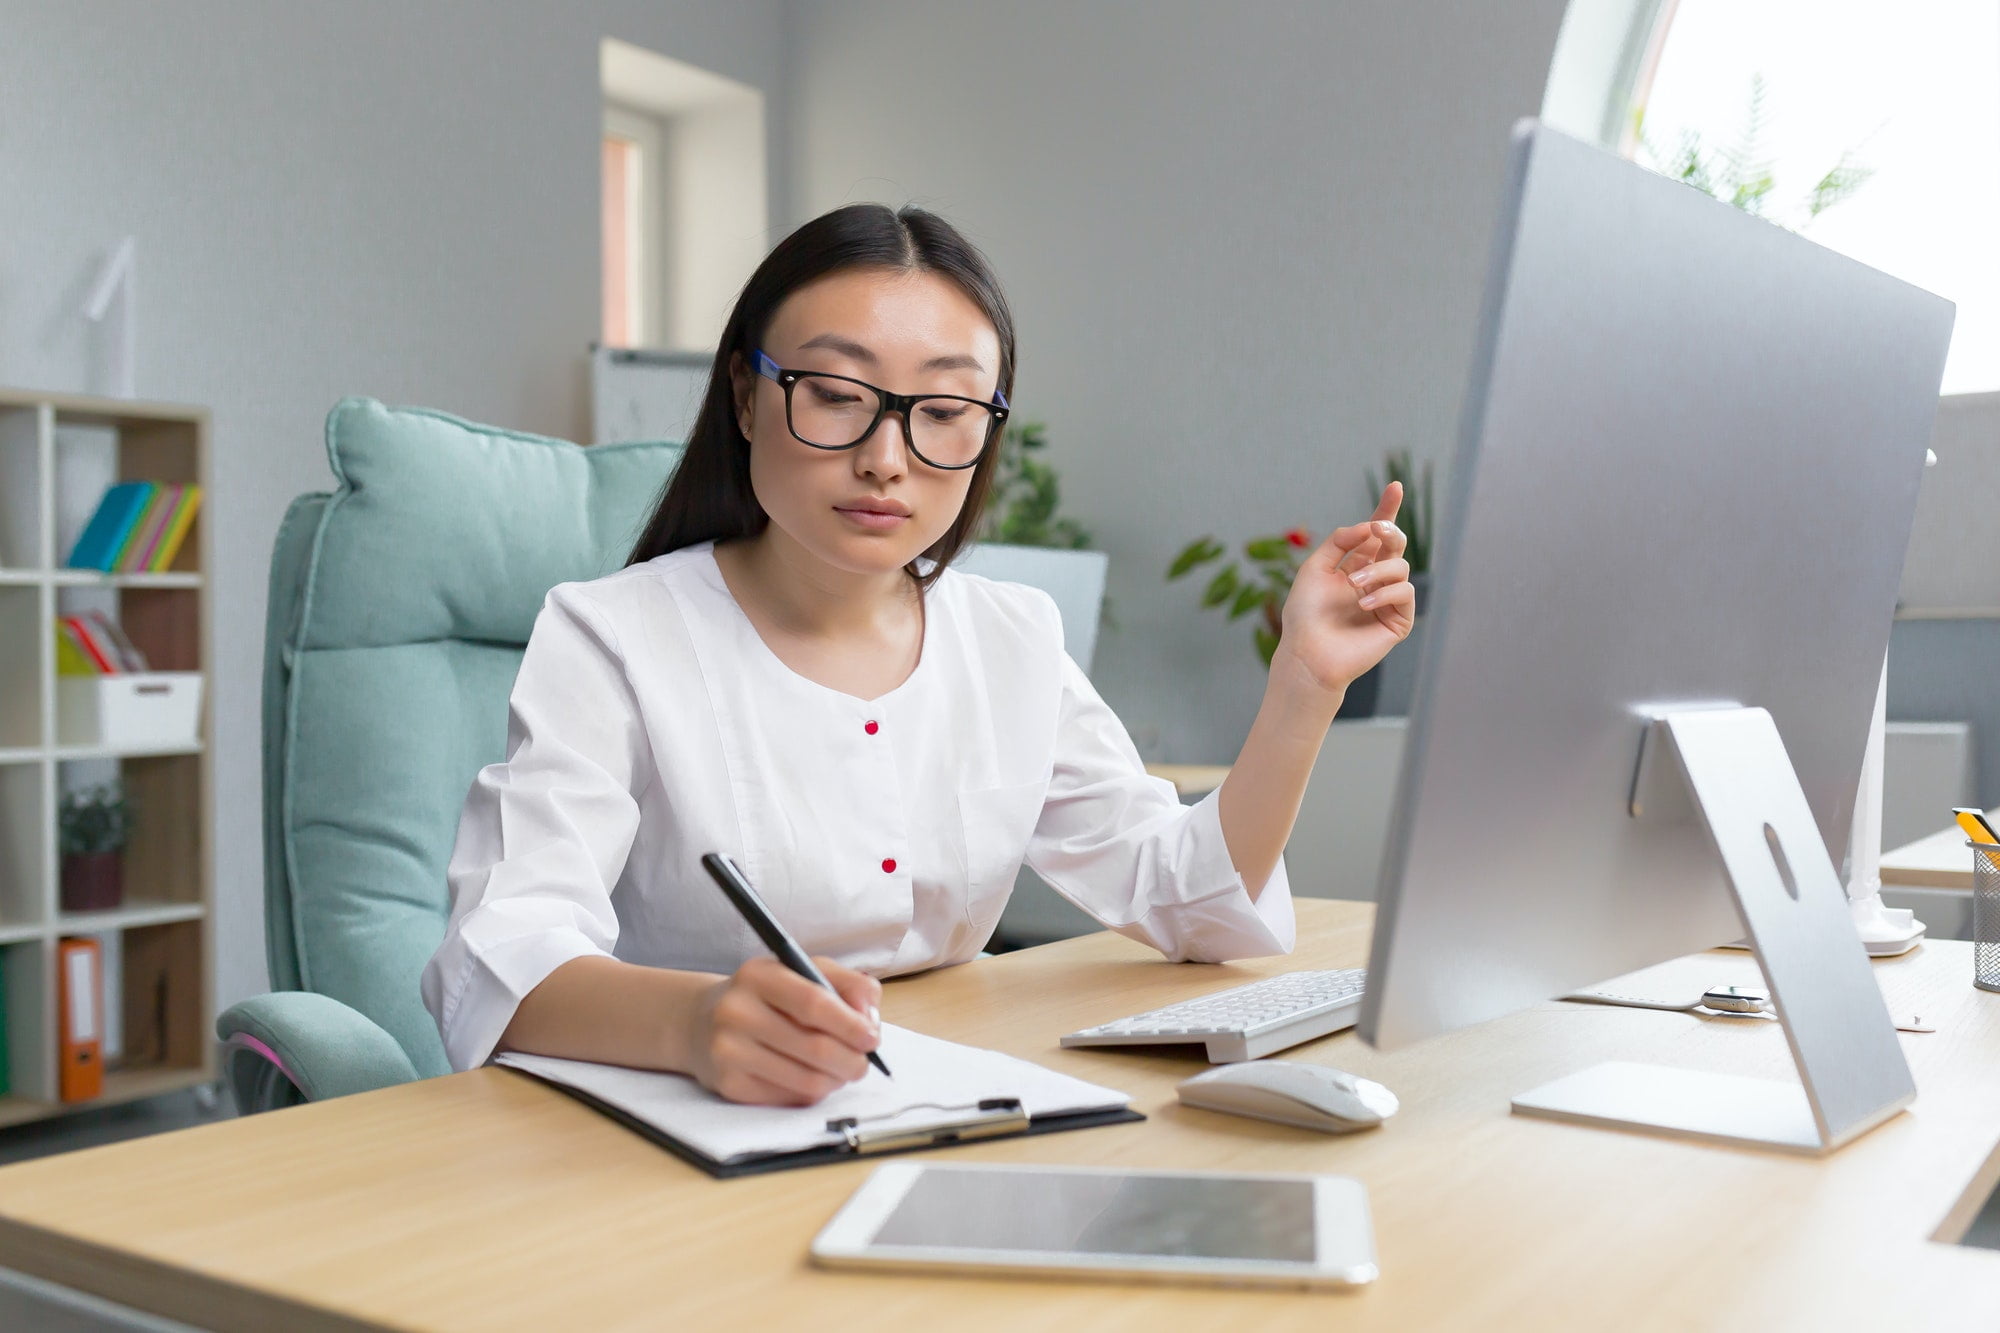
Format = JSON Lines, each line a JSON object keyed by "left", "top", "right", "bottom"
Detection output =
{"left": 1510, "top": 706, "right": 1916, "bottom": 1155}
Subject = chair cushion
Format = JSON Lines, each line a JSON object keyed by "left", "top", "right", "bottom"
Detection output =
{"left": 275, "top": 397, "right": 683, "bottom": 1076}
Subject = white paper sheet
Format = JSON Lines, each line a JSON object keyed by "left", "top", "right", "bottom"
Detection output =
{"left": 497, "top": 1024, "right": 1131, "bottom": 1165}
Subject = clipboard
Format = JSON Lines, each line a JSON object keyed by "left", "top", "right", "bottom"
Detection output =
{"left": 496, "top": 1024, "right": 1143, "bottom": 1179}
{"left": 525, "top": 1077, "right": 1144, "bottom": 1179}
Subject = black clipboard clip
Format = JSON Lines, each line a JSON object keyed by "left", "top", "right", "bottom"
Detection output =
{"left": 825, "top": 1098, "right": 1030, "bottom": 1155}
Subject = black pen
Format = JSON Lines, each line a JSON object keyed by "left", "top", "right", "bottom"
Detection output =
{"left": 700, "top": 851, "right": 893, "bottom": 1079}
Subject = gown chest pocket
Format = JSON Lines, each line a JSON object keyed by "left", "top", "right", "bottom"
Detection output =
{"left": 956, "top": 779, "right": 1050, "bottom": 931}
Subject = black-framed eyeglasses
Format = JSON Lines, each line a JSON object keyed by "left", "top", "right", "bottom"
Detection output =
{"left": 751, "top": 348, "right": 1010, "bottom": 471}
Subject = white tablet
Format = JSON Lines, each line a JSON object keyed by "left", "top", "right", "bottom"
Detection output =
{"left": 810, "top": 1161, "right": 1377, "bottom": 1289}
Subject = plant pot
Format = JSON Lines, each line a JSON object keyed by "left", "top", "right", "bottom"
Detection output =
{"left": 956, "top": 543, "right": 1111, "bottom": 672}
{"left": 1369, "top": 573, "right": 1433, "bottom": 718}
{"left": 61, "top": 851, "right": 123, "bottom": 914}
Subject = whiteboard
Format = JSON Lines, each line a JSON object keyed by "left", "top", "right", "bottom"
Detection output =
{"left": 590, "top": 344, "right": 712, "bottom": 445}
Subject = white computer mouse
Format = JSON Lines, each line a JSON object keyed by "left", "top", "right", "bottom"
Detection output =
{"left": 1176, "top": 1061, "right": 1399, "bottom": 1134}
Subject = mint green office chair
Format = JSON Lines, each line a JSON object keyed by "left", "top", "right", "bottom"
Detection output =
{"left": 214, "top": 398, "right": 682, "bottom": 1113}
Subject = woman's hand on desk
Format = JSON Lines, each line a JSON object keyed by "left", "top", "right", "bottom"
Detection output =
{"left": 690, "top": 956, "right": 884, "bottom": 1106}
{"left": 1269, "top": 481, "right": 1415, "bottom": 707}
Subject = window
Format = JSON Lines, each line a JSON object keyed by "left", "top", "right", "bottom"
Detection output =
{"left": 599, "top": 38, "right": 767, "bottom": 353}
{"left": 601, "top": 105, "right": 659, "bottom": 348}
{"left": 1625, "top": 1, "right": 2000, "bottom": 394}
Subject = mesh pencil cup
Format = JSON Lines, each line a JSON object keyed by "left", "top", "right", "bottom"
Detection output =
{"left": 1972, "top": 840, "right": 2000, "bottom": 993}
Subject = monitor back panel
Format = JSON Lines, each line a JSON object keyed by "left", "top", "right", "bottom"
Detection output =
{"left": 1359, "top": 121, "right": 1955, "bottom": 1050}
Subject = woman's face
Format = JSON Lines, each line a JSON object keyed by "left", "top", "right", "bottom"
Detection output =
{"left": 732, "top": 266, "right": 1003, "bottom": 579}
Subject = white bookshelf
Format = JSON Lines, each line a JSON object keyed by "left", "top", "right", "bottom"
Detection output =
{"left": 0, "top": 387, "right": 214, "bottom": 1128}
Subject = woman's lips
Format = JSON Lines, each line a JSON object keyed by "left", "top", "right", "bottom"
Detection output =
{"left": 835, "top": 505, "right": 909, "bottom": 530}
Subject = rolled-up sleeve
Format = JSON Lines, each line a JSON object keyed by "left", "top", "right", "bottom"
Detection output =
{"left": 1026, "top": 652, "right": 1295, "bottom": 962}
{"left": 420, "top": 586, "right": 656, "bottom": 1071}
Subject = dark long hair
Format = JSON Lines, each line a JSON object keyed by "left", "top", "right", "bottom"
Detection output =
{"left": 625, "top": 204, "right": 1016, "bottom": 593}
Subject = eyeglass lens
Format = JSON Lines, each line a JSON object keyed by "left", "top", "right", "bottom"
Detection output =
{"left": 788, "top": 374, "right": 996, "bottom": 467}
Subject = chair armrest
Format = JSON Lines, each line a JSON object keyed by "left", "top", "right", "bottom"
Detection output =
{"left": 217, "top": 991, "right": 422, "bottom": 1114}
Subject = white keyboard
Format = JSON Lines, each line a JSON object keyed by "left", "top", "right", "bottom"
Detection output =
{"left": 1060, "top": 969, "right": 1369, "bottom": 1063}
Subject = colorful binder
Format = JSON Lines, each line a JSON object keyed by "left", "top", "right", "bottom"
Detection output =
{"left": 105, "top": 483, "right": 160, "bottom": 570}
{"left": 147, "top": 483, "right": 201, "bottom": 571}
{"left": 56, "top": 619, "right": 103, "bottom": 676}
{"left": 66, "top": 482, "right": 154, "bottom": 571}
{"left": 59, "top": 616, "right": 117, "bottom": 674}
{"left": 57, "top": 937, "right": 104, "bottom": 1102}
{"left": 119, "top": 483, "right": 180, "bottom": 572}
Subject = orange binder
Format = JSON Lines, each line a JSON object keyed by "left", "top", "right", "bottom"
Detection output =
{"left": 57, "top": 937, "right": 104, "bottom": 1101}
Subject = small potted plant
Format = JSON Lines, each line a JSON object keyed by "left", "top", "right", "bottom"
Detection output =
{"left": 963, "top": 419, "right": 1111, "bottom": 666}
{"left": 979, "top": 420, "right": 1094, "bottom": 551}
{"left": 60, "top": 782, "right": 132, "bottom": 913}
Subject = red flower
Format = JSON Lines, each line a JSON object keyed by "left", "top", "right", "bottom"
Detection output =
{"left": 1284, "top": 528, "right": 1311, "bottom": 548}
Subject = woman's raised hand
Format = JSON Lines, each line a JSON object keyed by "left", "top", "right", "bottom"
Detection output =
{"left": 1271, "top": 481, "right": 1417, "bottom": 706}
{"left": 689, "top": 955, "right": 883, "bottom": 1105}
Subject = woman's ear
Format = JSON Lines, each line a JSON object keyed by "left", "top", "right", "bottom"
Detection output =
{"left": 729, "top": 352, "right": 755, "bottom": 439}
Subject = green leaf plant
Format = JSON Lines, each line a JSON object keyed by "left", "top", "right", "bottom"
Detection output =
{"left": 979, "top": 420, "right": 1093, "bottom": 550}
{"left": 1167, "top": 527, "right": 1314, "bottom": 668}
{"left": 59, "top": 782, "right": 133, "bottom": 857}
{"left": 1632, "top": 74, "right": 1875, "bottom": 233}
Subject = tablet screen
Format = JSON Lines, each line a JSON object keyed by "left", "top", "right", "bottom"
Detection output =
{"left": 869, "top": 1166, "right": 1316, "bottom": 1262}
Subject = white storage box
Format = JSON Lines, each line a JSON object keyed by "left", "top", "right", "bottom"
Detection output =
{"left": 57, "top": 673, "right": 204, "bottom": 750}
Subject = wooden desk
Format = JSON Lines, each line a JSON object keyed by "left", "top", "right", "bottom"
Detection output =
{"left": 0, "top": 901, "right": 1997, "bottom": 1331}
{"left": 1142, "top": 762, "right": 1230, "bottom": 799}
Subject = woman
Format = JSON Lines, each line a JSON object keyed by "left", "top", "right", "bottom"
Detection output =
{"left": 420, "top": 204, "right": 1414, "bottom": 1107}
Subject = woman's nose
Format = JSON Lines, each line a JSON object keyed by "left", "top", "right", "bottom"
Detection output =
{"left": 854, "top": 410, "right": 912, "bottom": 479}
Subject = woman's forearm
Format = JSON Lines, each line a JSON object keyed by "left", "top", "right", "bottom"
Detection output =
{"left": 1216, "top": 653, "right": 1343, "bottom": 898}
{"left": 499, "top": 955, "right": 720, "bottom": 1071}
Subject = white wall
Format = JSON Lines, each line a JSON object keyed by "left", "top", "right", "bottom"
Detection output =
{"left": 1904, "top": 393, "right": 2000, "bottom": 613}
{"left": 0, "top": 0, "right": 790, "bottom": 1013}
{"left": 785, "top": 0, "right": 1574, "bottom": 767}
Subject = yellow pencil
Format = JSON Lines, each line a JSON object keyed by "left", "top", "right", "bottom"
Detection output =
{"left": 1954, "top": 807, "right": 1999, "bottom": 844}
{"left": 1954, "top": 808, "right": 2000, "bottom": 873}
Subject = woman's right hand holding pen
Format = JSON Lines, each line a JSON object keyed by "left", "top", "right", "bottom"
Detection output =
{"left": 689, "top": 956, "right": 884, "bottom": 1106}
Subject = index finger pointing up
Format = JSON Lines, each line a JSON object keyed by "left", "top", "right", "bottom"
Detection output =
{"left": 1320, "top": 481, "right": 1404, "bottom": 566}
{"left": 1367, "top": 480, "right": 1403, "bottom": 526}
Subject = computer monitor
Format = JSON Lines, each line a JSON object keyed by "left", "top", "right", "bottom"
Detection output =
{"left": 1356, "top": 122, "right": 1954, "bottom": 1151}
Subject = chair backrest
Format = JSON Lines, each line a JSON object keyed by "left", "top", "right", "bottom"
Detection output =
{"left": 264, "top": 398, "right": 683, "bottom": 1076}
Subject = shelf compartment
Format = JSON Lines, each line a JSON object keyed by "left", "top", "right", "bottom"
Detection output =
{"left": 119, "top": 919, "right": 203, "bottom": 1073}
{"left": 55, "top": 579, "right": 201, "bottom": 678}
{"left": 0, "top": 760, "right": 47, "bottom": 929}
{"left": 0, "top": 586, "right": 42, "bottom": 750}
{"left": 118, "top": 586, "right": 201, "bottom": 673}
{"left": 112, "top": 417, "right": 203, "bottom": 578}
{"left": 2, "top": 939, "right": 53, "bottom": 1103}
{"left": 0, "top": 404, "right": 47, "bottom": 572}
{"left": 119, "top": 753, "right": 203, "bottom": 906}
{"left": 52, "top": 412, "right": 203, "bottom": 580}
